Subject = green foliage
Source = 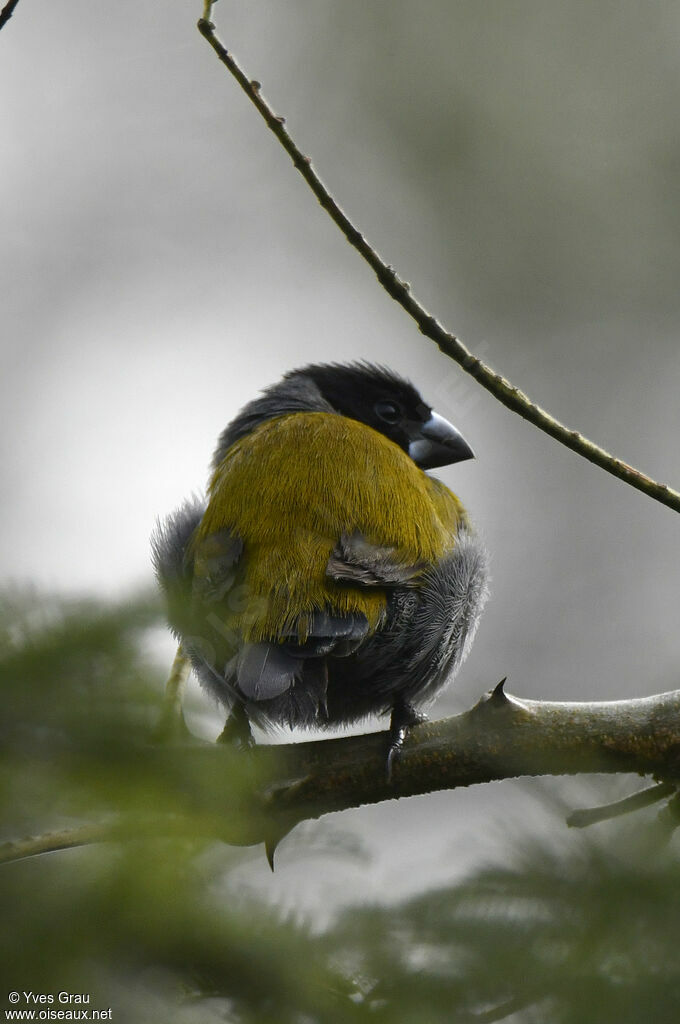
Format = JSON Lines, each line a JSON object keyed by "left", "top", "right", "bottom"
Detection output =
{"left": 1, "top": 590, "right": 679, "bottom": 1022}
{"left": 327, "top": 838, "right": 680, "bottom": 1023}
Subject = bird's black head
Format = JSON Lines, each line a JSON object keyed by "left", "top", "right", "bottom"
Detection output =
{"left": 213, "top": 361, "right": 474, "bottom": 471}
{"left": 297, "top": 362, "right": 474, "bottom": 470}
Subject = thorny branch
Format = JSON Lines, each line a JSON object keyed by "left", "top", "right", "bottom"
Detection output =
{"left": 4, "top": 682, "right": 680, "bottom": 866}
{"left": 197, "top": 1, "right": 680, "bottom": 515}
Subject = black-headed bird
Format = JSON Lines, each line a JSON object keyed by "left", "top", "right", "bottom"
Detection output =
{"left": 152, "top": 363, "right": 488, "bottom": 772}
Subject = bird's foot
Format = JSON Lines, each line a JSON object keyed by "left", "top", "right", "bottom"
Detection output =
{"left": 217, "top": 703, "right": 255, "bottom": 751}
{"left": 386, "top": 703, "right": 427, "bottom": 781}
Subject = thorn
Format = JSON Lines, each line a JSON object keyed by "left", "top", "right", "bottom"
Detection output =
{"left": 487, "top": 677, "right": 508, "bottom": 706}
{"left": 262, "top": 819, "right": 296, "bottom": 870}
{"left": 493, "top": 677, "right": 507, "bottom": 697}
{"left": 469, "top": 678, "right": 513, "bottom": 716}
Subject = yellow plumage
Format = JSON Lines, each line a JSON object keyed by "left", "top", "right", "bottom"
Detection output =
{"left": 192, "top": 412, "right": 466, "bottom": 643}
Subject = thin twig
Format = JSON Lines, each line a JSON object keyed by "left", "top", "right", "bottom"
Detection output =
{"left": 0, "top": 813, "right": 223, "bottom": 866}
{"left": 197, "top": 3, "right": 680, "bottom": 514}
{"left": 471, "top": 994, "right": 541, "bottom": 1024}
{"left": 0, "top": 0, "right": 21, "bottom": 33}
{"left": 566, "top": 781, "right": 677, "bottom": 828}
{"left": 0, "top": 823, "right": 115, "bottom": 865}
{"left": 153, "top": 643, "right": 192, "bottom": 741}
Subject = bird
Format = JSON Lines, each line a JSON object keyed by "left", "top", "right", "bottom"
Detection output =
{"left": 152, "top": 362, "right": 488, "bottom": 774}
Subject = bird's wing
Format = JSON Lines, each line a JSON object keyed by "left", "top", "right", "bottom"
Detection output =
{"left": 326, "top": 531, "right": 427, "bottom": 588}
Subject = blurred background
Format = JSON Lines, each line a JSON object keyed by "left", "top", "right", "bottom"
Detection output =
{"left": 2, "top": 1, "right": 680, "bottom": 1017}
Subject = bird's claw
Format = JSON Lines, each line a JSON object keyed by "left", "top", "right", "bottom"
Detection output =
{"left": 386, "top": 703, "right": 426, "bottom": 782}
{"left": 217, "top": 704, "right": 255, "bottom": 751}
{"left": 386, "top": 738, "right": 404, "bottom": 782}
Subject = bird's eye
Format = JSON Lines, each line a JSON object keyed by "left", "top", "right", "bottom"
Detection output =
{"left": 375, "top": 400, "right": 403, "bottom": 424}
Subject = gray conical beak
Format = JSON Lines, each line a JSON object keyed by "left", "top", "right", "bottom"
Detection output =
{"left": 408, "top": 411, "right": 475, "bottom": 470}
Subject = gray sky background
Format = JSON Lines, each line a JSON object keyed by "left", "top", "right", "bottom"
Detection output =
{"left": 2, "top": 0, "right": 680, "bottom": 920}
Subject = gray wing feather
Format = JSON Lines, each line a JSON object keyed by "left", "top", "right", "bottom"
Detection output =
{"left": 327, "top": 531, "right": 427, "bottom": 588}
